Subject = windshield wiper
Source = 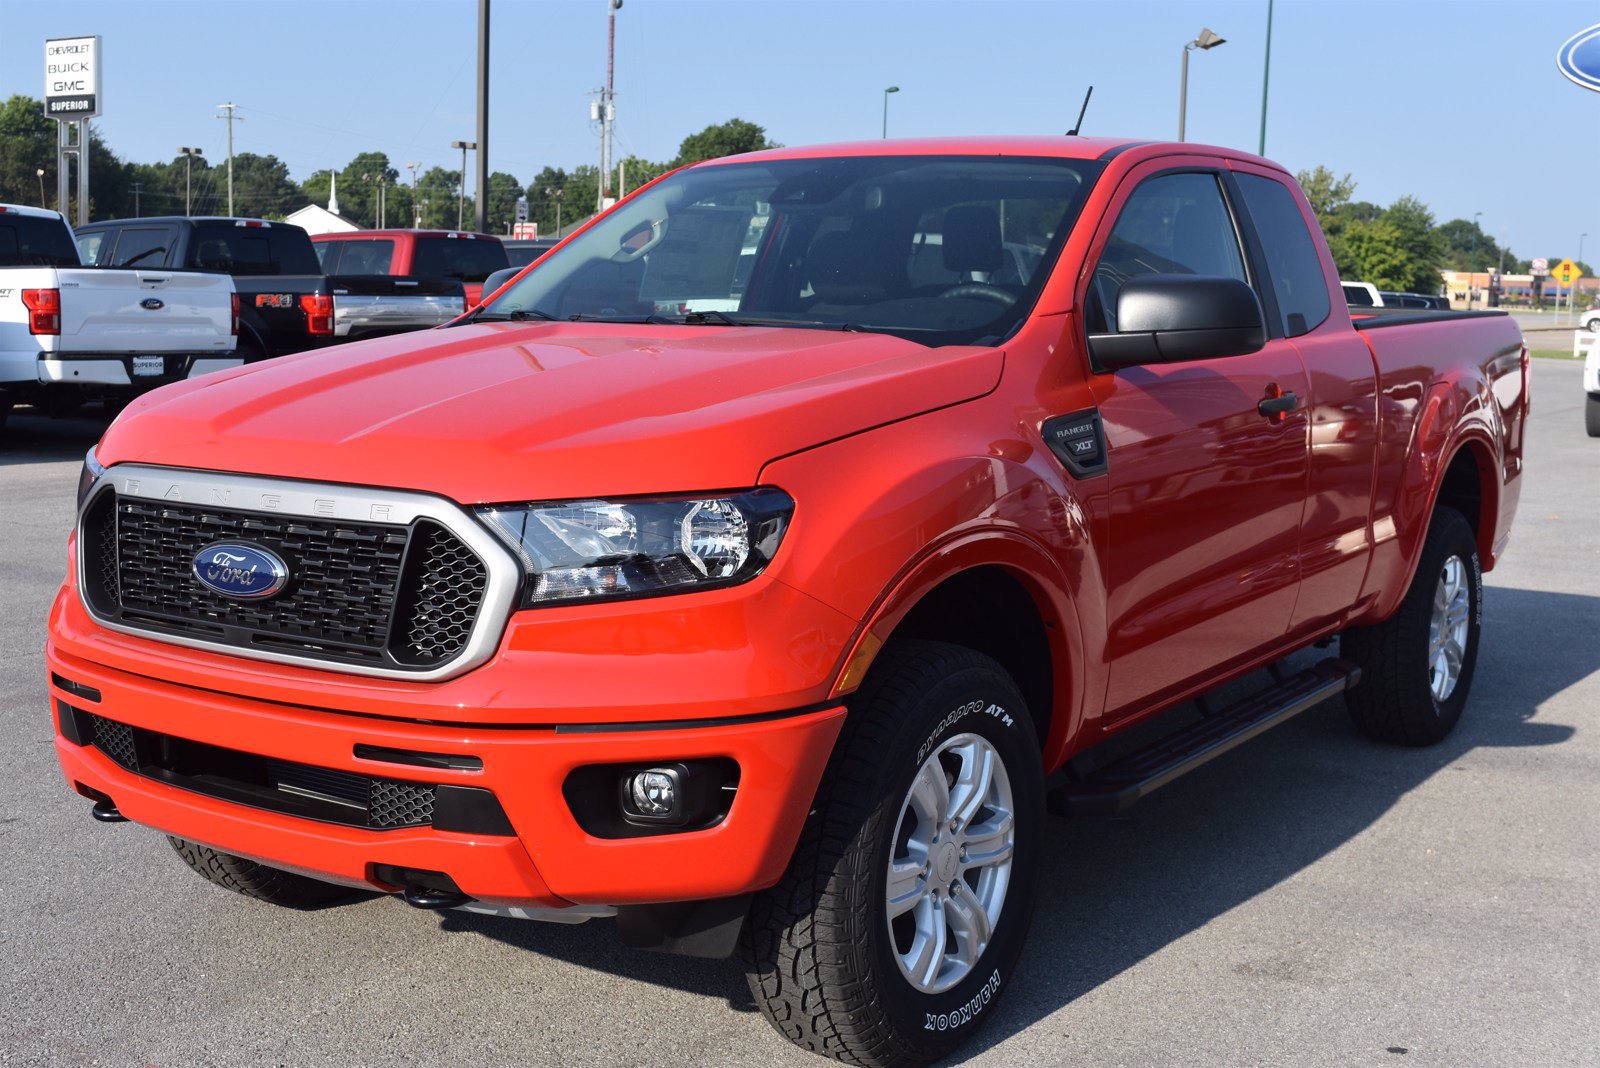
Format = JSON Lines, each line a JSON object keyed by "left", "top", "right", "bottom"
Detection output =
{"left": 663, "top": 310, "right": 860, "bottom": 331}
{"left": 472, "top": 307, "right": 557, "bottom": 322}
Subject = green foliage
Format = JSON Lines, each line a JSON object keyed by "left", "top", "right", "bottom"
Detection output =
{"left": 1295, "top": 165, "right": 1355, "bottom": 221}
{"left": 483, "top": 171, "right": 524, "bottom": 235}
{"left": 1343, "top": 218, "right": 1413, "bottom": 291}
{"left": 673, "top": 118, "right": 777, "bottom": 166}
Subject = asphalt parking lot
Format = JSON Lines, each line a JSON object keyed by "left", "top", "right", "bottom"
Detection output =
{"left": 1, "top": 361, "right": 1595, "bottom": 1068}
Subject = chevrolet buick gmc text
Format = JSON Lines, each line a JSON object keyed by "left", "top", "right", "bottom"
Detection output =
{"left": 50, "top": 137, "right": 1527, "bottom": 1067}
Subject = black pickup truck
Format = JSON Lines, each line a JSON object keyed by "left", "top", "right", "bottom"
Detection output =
{"left": 73, "top": 218, "right": 466, "bottom": 361}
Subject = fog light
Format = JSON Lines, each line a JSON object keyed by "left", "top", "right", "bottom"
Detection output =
{"left": 627, "top": 767, "right": 678, "bottom": 818}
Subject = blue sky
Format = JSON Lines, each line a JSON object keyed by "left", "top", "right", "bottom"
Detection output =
{"left": 4, "top": 0, "right": 1597, "bottom": 259}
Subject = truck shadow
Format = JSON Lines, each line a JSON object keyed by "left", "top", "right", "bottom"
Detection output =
{"left": 0, "top": 406, "right": 114, "bottom": 467}
{"left": 435, "top": 583, "right": 1592, "bottom": 1050}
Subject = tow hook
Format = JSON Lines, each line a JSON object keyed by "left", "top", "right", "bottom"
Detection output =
{"left": 402, "top": 885, "right": 472, "bottom": 910}
{"left": 90, "top": 799, "right": 128, "bottom": 823}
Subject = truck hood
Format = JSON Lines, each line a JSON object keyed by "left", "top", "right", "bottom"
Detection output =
{"left": 98, "top": 322, "right": 1003, "bottom": 502}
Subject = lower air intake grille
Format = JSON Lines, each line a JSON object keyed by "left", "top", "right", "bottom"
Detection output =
{"left": 70, "top": 711, "right": 501, "bottom": 832}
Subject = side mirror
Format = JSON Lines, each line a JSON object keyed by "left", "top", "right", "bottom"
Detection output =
{"left": 1089, "top": 274, "right": 1267, "bottom": 371}
{"left": 481, "top": 267, "right": 521, "bottom": 299}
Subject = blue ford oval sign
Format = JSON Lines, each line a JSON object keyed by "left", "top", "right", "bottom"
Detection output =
{"left": 140, "top": 297, "right": 165, "bottom": 310}
{"left": 192, "top": 542, "right": 289, "bottom": 600}
{"left": 1558, "top": 23, "right": 1600, "bottom": 92}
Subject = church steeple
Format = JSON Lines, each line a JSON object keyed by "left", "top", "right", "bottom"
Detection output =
{"left": 328, "top": 173, "right": 340, "bottom": 215}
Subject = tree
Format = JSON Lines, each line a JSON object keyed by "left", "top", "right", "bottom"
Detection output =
{"left": 414, "top": 166, "right": 467, "bottom": 229}
{"left": 337, "top": 152, "right": 399, "bottom": 228}
{"left": 483, "top": 171, "right": 523, "bottom": 234}
{"left": 673, "top": 118, "right": 776, "bottom": 166}
{"left": 211, "top": 152, "right": 301, "bottom": 219}
{"left": 1295, "top": 165, "right": 1355, "bottom": 223}
{"left": 1343, "top": 217, "right": 1412, "bottom": 291}
{"left": 1379, "top": 195, "right": 1444, "bottom": 293}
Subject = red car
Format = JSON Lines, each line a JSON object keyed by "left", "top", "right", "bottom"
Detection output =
{"left": 54, "top": 137, "right": 1526, "bottom": 1067}
{"left": 313, "top": 228, "right": 509, "bottom": 305}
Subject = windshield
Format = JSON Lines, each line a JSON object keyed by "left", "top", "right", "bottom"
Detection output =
{"left": 478, "top": 154, "right": 1102, "bottom": 345}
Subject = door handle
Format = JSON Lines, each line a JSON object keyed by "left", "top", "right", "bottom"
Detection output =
{"left": 1257, "top": 391, "right": 1298, "bottom": 421}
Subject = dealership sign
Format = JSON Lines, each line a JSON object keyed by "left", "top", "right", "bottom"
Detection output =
{"left": 1557, "top": 23, "right": 1600, "bottom": 92}
{"left": 44, "top": 36, "right": 101, "bottom": 118}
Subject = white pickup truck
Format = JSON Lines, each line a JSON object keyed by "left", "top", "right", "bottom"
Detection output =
{"left": 0, "top": 204, "right": 238, "bottom": 436}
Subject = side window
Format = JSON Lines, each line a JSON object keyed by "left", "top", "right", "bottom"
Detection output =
{"left": 1089, "top": 172, "right": 1245, "bottom": 333}
{"left": 109, "top": 227, "right": 176, "bottom": 268}
{"left": 76, "top": 230, "right": 107, "bottom": 265}
{"left": 1235, "top": 173, "right": 1331, "bottom": 336}
{"left": 315, "top": 242, "right": 341, "bottom": 272}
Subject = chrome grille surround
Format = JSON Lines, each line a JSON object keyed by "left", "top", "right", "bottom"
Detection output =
{"left": 76, "top": 464, "right": 521, "bottom": 682}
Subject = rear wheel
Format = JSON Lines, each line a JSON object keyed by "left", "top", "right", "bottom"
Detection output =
{"left": 1586, "top": 394, "right": 1600, "bottom": 438}
{"left": 167, "top": 836, "right": 353, "bottom": 909}
{"left": 1341, "top": 507, "right": 1481, "bottom": 746}
{"left": 743, "top": 640, "right": 1042, "bottom": 1067}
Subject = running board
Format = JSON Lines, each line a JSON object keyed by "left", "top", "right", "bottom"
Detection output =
{"left": 1049, "top": 658, "right": 1361, "bottom": 817}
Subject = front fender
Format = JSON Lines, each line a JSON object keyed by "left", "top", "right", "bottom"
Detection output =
{"left": 759, "top": 399, "right": 1104, "bottom": 767}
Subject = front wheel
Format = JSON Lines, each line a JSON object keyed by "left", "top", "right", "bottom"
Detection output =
{"left": 1342, "top": 507, "right": 1482, "bottom": 745}
{"left": 743, "top": 640, "right": 1043, "bottom": 1067}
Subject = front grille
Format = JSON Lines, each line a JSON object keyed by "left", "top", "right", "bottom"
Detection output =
{"left": 81, "top": 490, "right": 489, "bottom": 671}
{"left": 369, "top": 779, "right": 439, "bottom": 828}
{"left": 87, "top": 712, "right": 137, "bottom": 770}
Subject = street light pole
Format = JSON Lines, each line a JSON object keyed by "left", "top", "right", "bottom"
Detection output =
{"left": 1178, "top": 28, "right": 1226, "bottom": 142}
{"left": 451, "top": 140, "right": 476, "bottom": 229}
{"left": 1468, "top": 211, "right": 1482, "bottom": 309}
{"left": 475, "top": 0, "right": 490, "bottom": 233}
{"left": 36, "top": 168, "right": 46, "bottom": 209}
{"left": 179, "top": 147, "right": 201, "bottom": 216}
{"left": 882, "top": 86, "right": 900, "bottom": 138}
{"left": 407, "top": 162, "right": 420, "bottom": 226}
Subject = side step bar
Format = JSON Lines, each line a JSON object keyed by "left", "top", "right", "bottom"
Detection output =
{"left": 1049, "top": 658, "right": 1361, "bottom": 817}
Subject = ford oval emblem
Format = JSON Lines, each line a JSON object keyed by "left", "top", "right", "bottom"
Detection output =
{"left": 140, "top": 297, "right": 165, "bottom": 310}
{"left": 1558, "top": 23, "right": 1600, "bottom": 92}
{"left": 192, "top": 542, "right": 289, "bottom": 600}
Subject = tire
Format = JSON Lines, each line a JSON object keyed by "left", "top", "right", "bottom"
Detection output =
{"left": 1586, "top": 394, "right": 1600, "bottom": 438}
{"left": 743, "top": 640, "right": 1043, "bottom": 1068}
{"left": 1341, "top": 506, "right": 1481, "bottom": 746}
{"left": 167, "top": 836, "right": 353, "bottom": 909}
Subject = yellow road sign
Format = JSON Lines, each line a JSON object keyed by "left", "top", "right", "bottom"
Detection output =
{"left": 1555, "top": 259, "right": 1582, "bottom": 286}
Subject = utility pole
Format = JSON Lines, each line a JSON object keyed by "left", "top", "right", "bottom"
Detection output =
{"left": 451, "top": 140, "right": 476, "bottom": 228}
{"left": 1468, "top": 211, "right": 1481, "bottom": 309}
{"left": 216, "top": 102, "right": 240, "bottom": 216}
{"left": 475, "top": 0, "right": 491, "bottom": 233}
{"left": 596, "top": 0, "right": 621, "bottom": 211}
{"left": 407, "top": 162, "right": 421, "bottom": 226}
{"left": 179, "top": 147, "right": 202, "bottom": 215}
{"left": 132, "top": 182, "right": 142, "bottom": 216}
{"left": 547, "top": 186, "right": 564, "bottom": 238}
{"left": 1258, "top": 0, "right": 1273, "bottom": 155}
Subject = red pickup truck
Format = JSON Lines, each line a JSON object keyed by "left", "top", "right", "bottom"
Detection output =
{"left": 53, "top": 137, "right": 1526, "bottom": 1067}
{"left": 312, "top": 228, "right": 509, "bottom": 305}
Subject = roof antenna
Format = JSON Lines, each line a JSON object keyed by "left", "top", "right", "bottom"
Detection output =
{"left": 1066, "top": 86, "right": 1094, "bottom": 136}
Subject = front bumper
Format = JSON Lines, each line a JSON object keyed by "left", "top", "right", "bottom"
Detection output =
{"left": 48, "top": 644, "right": 844, "bottom": 909}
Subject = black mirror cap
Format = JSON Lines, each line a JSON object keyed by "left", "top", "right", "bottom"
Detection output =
{"left": 1089, "top": 274, "right": 1267, "bottom": 371}
{"left": 480, "top": 267, "right": 521, "bottom": 300}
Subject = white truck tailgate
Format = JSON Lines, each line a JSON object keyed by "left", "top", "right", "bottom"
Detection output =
{"left": 55, "top": 269, "right": 235, "bottom": 355}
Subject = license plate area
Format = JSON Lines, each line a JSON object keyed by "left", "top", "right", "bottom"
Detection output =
{"left": 131, "top": 356, "right": 165, "bottom": 377}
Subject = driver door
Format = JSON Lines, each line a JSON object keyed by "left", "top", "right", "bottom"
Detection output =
{"left": 1082, "top": 166, "right": 1311, "bottom": 723}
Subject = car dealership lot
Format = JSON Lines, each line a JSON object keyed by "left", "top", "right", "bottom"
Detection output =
{"left": 1, "top": 362, "right": 1595, "bottom": 1068}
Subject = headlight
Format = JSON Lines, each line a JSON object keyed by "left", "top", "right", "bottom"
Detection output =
{"left": 77, "top": 447, "right": 106, "bottom": 511}
{"left": 477, "top": 488, "right": 794, "bottom": 607}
